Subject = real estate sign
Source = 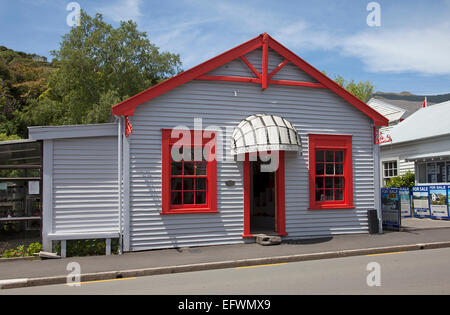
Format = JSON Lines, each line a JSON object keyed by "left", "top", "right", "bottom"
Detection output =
{"left": 412, "top": 186, "right": 430, "bottom": 218}
{"left": 429, "top": 185, "right": 449, "bottom": 219}
{"left": 399, "top": 187, "right": 412, "bottom": 218}
{"left": 381, "top": 188, "right": 401, "bottom": 229}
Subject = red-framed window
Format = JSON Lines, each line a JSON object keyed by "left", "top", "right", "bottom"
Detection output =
{"left": 161, "top": 129, "right": 217, "bottom": 214}
{"left": 308, "top": 134, "right": 354, "bottom": 210}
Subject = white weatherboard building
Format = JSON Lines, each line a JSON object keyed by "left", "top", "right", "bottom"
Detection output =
{"left": 29, "top": 34, "right": 388, "bottom": 254}
{"left": 379, "top": 101, "right": 450, "bottom": 186}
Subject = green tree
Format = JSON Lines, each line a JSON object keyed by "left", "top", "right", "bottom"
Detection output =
{"left": 21, "top": 11, "right": 182, "bottom": 127}
{"left": 333, "top": 75, "right": 374, "bottom": 103}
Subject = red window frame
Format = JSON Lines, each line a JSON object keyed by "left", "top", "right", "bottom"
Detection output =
{"left": 308, "top": 134, "right": 354, "bottom": 210}
{"left": 161, "top": 129, "right": 218, "bottom": 214}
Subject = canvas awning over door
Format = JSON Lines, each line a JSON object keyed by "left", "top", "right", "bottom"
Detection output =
{"left": 231, "top": 114, "right": 302, "bottom": 155}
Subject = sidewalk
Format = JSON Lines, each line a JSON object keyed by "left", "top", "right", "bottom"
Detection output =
{"left": 1, "top": 227, "right": 450, "bottom": 289}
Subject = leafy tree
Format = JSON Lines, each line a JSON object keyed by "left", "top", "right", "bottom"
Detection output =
{"left": 333, "top": 75, "right": 374, "bottom": 103}
{"left": 322, "top": 71, "right": 375, "bottom": 103}
{"left": 385, "top": 171, "right": 416, "bottom": 188}
{"left": 20, "top": 11, "right": 182, "bottom": 128}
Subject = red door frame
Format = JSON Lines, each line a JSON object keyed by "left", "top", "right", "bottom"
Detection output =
{"left": 242, "top": 151, "right": 287, "bottom": 238}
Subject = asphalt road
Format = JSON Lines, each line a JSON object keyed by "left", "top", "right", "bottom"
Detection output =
{"left": 2, "top": 247, "right": 450, "bottom": 295}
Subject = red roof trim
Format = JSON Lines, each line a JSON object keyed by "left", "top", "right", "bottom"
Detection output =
{"left": 112, "top": 34, "right": 263, "bottom": 116}
{"left": 111, "top": 33, "right": 388, "bottom": 127}
{"left": 268, "top": 37, "right": 388, "bottom": 126}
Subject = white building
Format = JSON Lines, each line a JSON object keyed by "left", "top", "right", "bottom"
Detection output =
{"left": 379, "top": 100, "right": 450, "bottom": 186}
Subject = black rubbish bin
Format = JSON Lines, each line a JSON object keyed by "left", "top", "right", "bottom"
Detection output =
{"left": 367, "top": 209, "right": 379, "bottom": 234}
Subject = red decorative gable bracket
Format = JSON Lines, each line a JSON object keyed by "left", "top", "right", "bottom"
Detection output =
{"left": 112, "top": 33, "right": 388, "bottom": 129}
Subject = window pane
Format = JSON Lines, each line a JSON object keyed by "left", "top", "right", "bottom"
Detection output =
{"left": 196, "top": 178, "right": 207, "bottom": 190}
{"left": 195, "top": 191, "right": 206, "bottom": 204}
{"left": 326, "top": 163, "right": 334, "bottom": 175}
{"left": 389, "top": 169, "right": 393, "bottom": 177}
{"left": 171, "top": 163, "right": 182, "bottom": 175}
{"left": 183, "top": 192, "right": 195, "bottom": 204}
{"left": 335, "top": 189, "right": 344, "bottom": 201}
{"left": 183, "top": 178, "right": 194, "bottom": 190}
{"left": 427, "top": 162, "right": 435, "bottom": 182}
{"left": 335, "top": 151, "right": 344, "bottom": 162}
{"left": 171, "top": 178, "right": 182, "bottom": 190}
{"left": 326, "top": 151, "right": 334, "bottom": 162}
{"left": 184, "top": 162, "right": 195, "bottom": 175}
{"left": 316, "top": 150, "right": 325, "bottom": 162}
{"left": 315, "top": 177, "right": 324, "bottom": 189}
{"left": 335, "top": 164, "right": 344, "bottom": 175}
{"left": 315, "top": 189, "right": 324, "bottom": 201}
{"left": 316, "top": 163, "right": 324, "bottom": 175}
{"left": 325, "top": 189, "right": 334, "bottom": 201}
{"left": 436, "top": 162, "right": 445, "bottom": 182}
{"left": 334, "top": 177, "right": 344, "bottom": 188}
{"left": 196, "top": 162, "right": 207, "bottom": 175}
{"left": 384, "top": 170, "right": 389, "bottom": 177}
{"left": 171, "top": 192, "right": 182, "bottom": 205}
{"left": 418, "top": 163, "right": 426, "bottom": 183}
{"left": 325, "top": 177, "right": 333, "bottom": 188}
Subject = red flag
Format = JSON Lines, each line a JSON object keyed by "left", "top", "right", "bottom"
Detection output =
{"left": 422, "top": 96, "right": 427, "bottom": 108}
{"left": 125, "top": 116, "right": 132, "bottom": 137}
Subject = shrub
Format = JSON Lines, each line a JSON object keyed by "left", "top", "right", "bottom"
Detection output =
{"left": 385, "top": 171, "right": 415, "bottom": 188}
{"left": 54, "top": 239, "right": 119, "bottom": 257}
{"left": 27, "top": 242, "right": 42, "bottom": 256}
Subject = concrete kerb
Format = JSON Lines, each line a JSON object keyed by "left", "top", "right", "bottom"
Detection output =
{"left": 2, "top": 241, "right": 450, "bottom": 290}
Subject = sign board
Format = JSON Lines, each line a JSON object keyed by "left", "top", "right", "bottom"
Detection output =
{"left": 429, "top": 185, "right": 449, "bottom": 219}
{"left": 412, "top": 186, "right": 430, "bottom": 218}
{"left": 399, "top": 187, "right": 412, "bottom": 218}
{"left": 381, "top": 188, "right": 401, "bottom": 229}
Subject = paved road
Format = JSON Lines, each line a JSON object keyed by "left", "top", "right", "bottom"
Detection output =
{"left": 2, "top": 247, "right": 450, "bottom": 295}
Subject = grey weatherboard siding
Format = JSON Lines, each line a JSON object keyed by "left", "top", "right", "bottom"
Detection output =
{"left": 51, "top": 137, "right": 119, "bottom": 234}
{"left": 125, "top": 48, "right": 375, "bottom": 251}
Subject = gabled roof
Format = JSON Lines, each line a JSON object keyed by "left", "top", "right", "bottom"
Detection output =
{"left": 382, "top": 100, "right": 450, "bottom": 145}
{"left": 367, "top": 98, "right": 408, "bottom": 123}
{"left": 112, "top": 33, "right": 388, "bottom": 127}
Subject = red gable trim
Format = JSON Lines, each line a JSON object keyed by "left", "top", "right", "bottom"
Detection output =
{"left": 267, "top": 37, "right": 388, "bottom": 127}
{"left": 112, "top": 33, "right": 388, "bottom": 127}
{"left": 112, "top": 34, "right": 263, "bottom": 116}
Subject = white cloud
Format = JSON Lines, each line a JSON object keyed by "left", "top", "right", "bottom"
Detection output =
{"left": 341, "top": 24, "right": 450, "bottom": 75}
{"left": 144, "top": 1, "right": 450, "bottom": 76}
{"left": 99, "top": 0, "right": 142, "bottom": 23}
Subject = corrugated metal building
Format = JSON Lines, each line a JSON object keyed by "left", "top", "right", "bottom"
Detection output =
{"left": 29, "top": 34, "right": 388, "bottom": 253}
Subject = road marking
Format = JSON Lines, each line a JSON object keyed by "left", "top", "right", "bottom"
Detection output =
{"left": 65, "top": 277, "right": 136, "bottom": 286}
{"left": 366, "top": 251, "right": 406, "bottom": 257}
{"left": 236, "top": 263, "right": 287, "bottom": 269}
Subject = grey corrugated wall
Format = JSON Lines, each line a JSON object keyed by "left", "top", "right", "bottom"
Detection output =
{"left": 52, "top": 137, "right": 119, "bottom": 234}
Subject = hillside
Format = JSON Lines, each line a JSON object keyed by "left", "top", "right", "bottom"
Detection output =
{"left": 373, "top": 91, "right": 450, "bottom": 104}
{"left": 0, "top": 46, "right": 56, "bottom": 138}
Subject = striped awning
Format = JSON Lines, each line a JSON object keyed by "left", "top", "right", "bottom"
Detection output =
{"left": 231, "top": 114, "right": 302, "bottom": 155}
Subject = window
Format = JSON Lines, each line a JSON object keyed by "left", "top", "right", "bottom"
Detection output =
{"left": 383, "top": 161, "right": 398, "bottom": 186}
{"left": 308, "top": 134, "right": 354, "bottom": 209}
{"left": 161, "top": 129, "right": 217, "bottom": 214}
{"left": 417, "top": 161, "right": 448, "bottom": 184}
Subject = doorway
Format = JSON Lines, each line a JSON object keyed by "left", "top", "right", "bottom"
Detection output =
{"left": 250, "top": 158, "right": 276, "bottom": 234}
{"left": 243, "top": 151, "right": 286, "bottom": 238}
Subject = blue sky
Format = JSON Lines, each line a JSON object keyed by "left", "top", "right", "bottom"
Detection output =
{"left": 1, "top": 0, "right": 450, "bottom": 95}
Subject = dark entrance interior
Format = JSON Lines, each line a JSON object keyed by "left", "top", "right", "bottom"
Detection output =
{"left": 250, "top": 159, "right": 276, "bottom": 234}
